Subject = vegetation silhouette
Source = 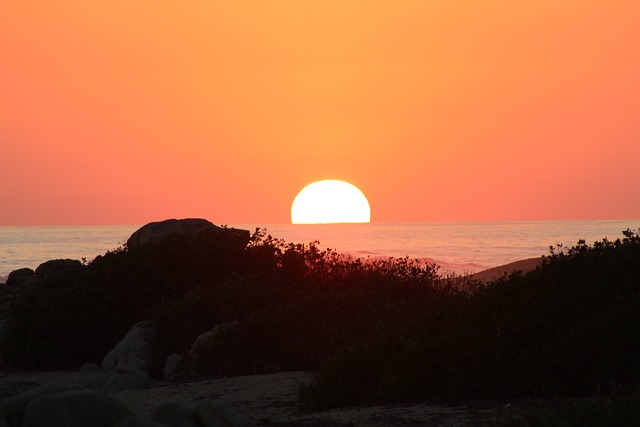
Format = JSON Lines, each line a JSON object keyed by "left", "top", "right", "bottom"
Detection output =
{"left": 1, "top": 228, "right": 639, "bottom": 412}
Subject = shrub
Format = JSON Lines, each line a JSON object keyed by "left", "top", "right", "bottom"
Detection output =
{"left": 2, "top": 226, "right": 638, "bottom": 413}
{"left": 299, "top": 229, "right": 640, "bottom": 409}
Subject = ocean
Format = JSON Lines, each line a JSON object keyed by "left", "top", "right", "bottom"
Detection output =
{"left": 1, "top": 220, "right": 639, "bottom": 281}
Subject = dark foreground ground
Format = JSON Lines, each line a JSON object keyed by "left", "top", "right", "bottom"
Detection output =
{"left": 2, "top": 369, "right": 638, "bottom": 426}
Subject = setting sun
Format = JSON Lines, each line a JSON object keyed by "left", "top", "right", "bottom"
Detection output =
{"left": 291, "top": 180, "right": 371, "bottom": 224}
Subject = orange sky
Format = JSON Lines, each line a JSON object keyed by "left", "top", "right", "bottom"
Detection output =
{"left": 2, "top": 1, "right": 639, "bottom": 225}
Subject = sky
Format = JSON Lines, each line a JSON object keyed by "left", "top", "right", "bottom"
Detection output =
{"left": 1, "top": 1, "right": 639, "bottom": 225}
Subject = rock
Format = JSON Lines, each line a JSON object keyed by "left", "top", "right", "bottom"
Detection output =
{"left": 163, "top": 353, "right": 183, "bottom": 381}
{"left": 149, "top": 402, "right": 201, "bottom": 427}
{"left": 193, "top": 400, "right": 251, "bottom": 427}
{"left": 21, "top": 388, "right": 133, "bottom": 427}
{"left": 8, "top": 276, "right": 39, "bottom": 294}
{"left": 34, "top": 259, "right": 82, "bottom": 279}
{"left": 188, "top": 330, "right": 215, "bottom": 359}
{"left": 80, "top": 369, "right": 151, "bottom": 394}
{"left": 0, "top": 296, "right": 12, "bottom": 314}
{"left": 183, "top": 323, "right": 237, "bottom": 379}
{"left": 126, "top": 218, "right": 250, "bottom": 250}
{"left": 102, "top": 321, "right": 155, "bottom": 374}
{"left": 150, "top": 400, "right": 251, "bottom": 427}
{"left": 80, "top": 362, "right": 100, "bottom": 372}
{"left": 0, "top": 319, "right": 8, "bottom": 341}
{"left": 0, "top": 286, "right": 12, "bottom": 315}
{"left": 113, "top": 418, "right": 168, "bottom": 427}
{"left": 99, "top": 321, "right": 156, "bottom": 393}
{"left": 100, "top": 369, "right": 150, "bottom": 394}
{"left": 80, "top": 372, "right": 110, "bottom": 390}
{"left": 1, "top": 382, "right": 75, "bottom": 427}
{"left": 188, "top": 323, "right": 236, "bottom": 360}
{"left": 5, "top": 268, "right": 35, "bottom": 288}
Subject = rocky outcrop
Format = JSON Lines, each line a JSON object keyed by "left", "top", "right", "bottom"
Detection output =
{"left": 34, "top": 259, "right": 83, "bottom": 279}
{"left": 0, "top": 319, "right": 7, "bottom": 341}
{"left": 180, "top": 323, "right": 237, "bottom": 377}
{"left": 113, "top": 418, "right": 168, "bottom": 427}
{"left": 0, "top": 285, "right": 11, "bottom": 317}
{"left": 90, "top": 322, "right": 156, "bottom": 394}
{"left": 5, "top": 259, "right": 82, "bottom": 290}
{"left": 81, "top": 369, "right": 151, "bottom": 395}
{"left": 126, "top": 219, "right": 250, "bottom": 250}
{"left": 0, "top": 383, "right": 135, "bottom": 426}
{"left": 1, "top": 383, "right": 77, "bottom": 427}
{"left": 100, "top": 370, "right": 151, "bottom": 394}
{"left": 113, "top": 417, "right": 169, "bottom": 427}
{"left": 102, "top": 322, "right": 155, "bottom": 374}
{"left": 0, "top": 284, "right": 11, "bottom": 296}
{"left": 150, "top": 401, "right": 250, "bottom": 427}
{"left": 20, "top": 388, "right": 134, "bottom": 427}
{"left": 4, "top": 259, "right": 82, "bottom": 293}
{"left": 162, "top": 354, "right": 183, "bottom": 381}
{"left": 5, "top": 268, "right": 36, "bottom": 289}
{"left": 113, "top": 418, "right": 167, "bottom": 427}
{"left": 187, "top": 323, "right": 236, "bottom": 361}
{"left": 0, "top": 382, "right": 251, "bottom": 427}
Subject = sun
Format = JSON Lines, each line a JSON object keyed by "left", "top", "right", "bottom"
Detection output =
{"left": 291, "top": 180, "right": 371, "bottom": 224}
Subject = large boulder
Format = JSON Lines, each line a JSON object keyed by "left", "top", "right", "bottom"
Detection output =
{"left": 150, "top": 400, "right": 251, "bottom": 427}
{"left": 0, "top": 284, "right": 11, "bottom": 296}
{"left": 34, "top": 259, "right": 82, "bottom": 280}
{"left": 0, "top": 318, "right": 8, "bottom": 341}
{"left": 188, "top": 322, "right": 236, "bottom": 360}
{"left": 149, "top": 402, "right": 199, "bottom": 427}
{"left": 193, "top": 400, "right": 252, "bottom": 427}
{"left": 100, "top": 369, "right": 151, "bottom": 394}
{"left": 163, "top": 353, "right": 183, "bottom": 381}
{"left": 102, "top": 322, "right": 155, "bottom": 374}
{"left": 113, "top": 418, "right": 168, "bottom": 427}
{"left": 1, "top": 383, "right": 75, "bottom": 427}
{"left": 80, "top": 372, "right": 111, "bottom": 391}
{"left": 21, "top": 388, "right": 133, "bottom": 427}
{"left": 81, "top": 369, "right": 151, "bottom": 394}
{"left": 0, "top": 283, "right": 12, "bottom": 315}
{"left": 5, "top": 268, "right": 36, "bottom": 288}
{"left": 183, "top": 323, "right": 237, "bottom": 375}
{"left": 126, "top": 218, "right": 250, "bottom": 250}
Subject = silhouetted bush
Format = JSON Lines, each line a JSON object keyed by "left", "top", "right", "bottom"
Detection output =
{"left": 1, "top": 227, "right": 639, "bottom": 412}
{"left": 300, "top": 229, "right": 640, "bottom": 409}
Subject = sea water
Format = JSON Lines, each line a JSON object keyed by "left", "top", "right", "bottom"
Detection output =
{"left": 0, "top": 225, "right": 139, "bottom": 281}
{"left": 1, "top": 220, "right": 638, "bottom": 280}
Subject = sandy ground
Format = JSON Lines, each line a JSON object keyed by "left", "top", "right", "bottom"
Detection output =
{"left": 0, "top": 369, "right": 510, "bottom": 426}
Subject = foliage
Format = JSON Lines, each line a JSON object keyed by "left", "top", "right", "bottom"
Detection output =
{"left": 300, "top": 229, "right": 640, "bottom": 409}
{"left": 1, "top": 226, "right": 639, "bottom": 414}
